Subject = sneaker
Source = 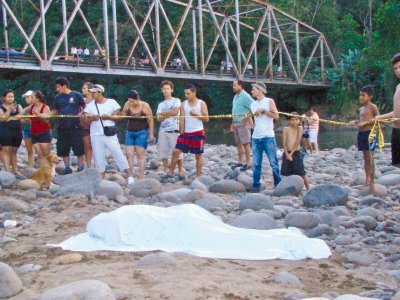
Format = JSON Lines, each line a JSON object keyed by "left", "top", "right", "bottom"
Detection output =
{"left": 178, "top": 174, "right": 186, "bottom": 181}
{"left": 231, "top": 163, "right": 243, "bottom": 170}
{"left": 77, "top": 165, "right": 84, "bottom": 172}
{"left": 61, "top": 167, "right": 73, "bottom": 175}
{"left": 127, "top": 177, "right": 135, "bottom": 185}
{"left": 161, "top": 173, "right": 174, "bottom": 179}
{"left": 240, "top": 164, "right": 249, "bottom": 171}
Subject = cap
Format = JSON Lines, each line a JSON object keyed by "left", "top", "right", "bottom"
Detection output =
{"left": 251, "top": 82, "right": 267, "bottom": 94}
{"left": 88, "top": 84, "right": 105, "bottom": 93}
{"left": 22, "top": 90, "right": 33, "bottom": 97}
{"left": 127, "top": 90, "right": 139, "bottom": 100}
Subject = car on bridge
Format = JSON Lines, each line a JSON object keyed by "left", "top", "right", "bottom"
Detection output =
{"left": 0, "top": 48, "right": 24, "bottom": 57}
{"left": 54, "top": 55, "right": 83, "bottom": 62}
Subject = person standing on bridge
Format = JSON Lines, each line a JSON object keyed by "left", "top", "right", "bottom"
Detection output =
{"left": 250, "top": 82, "right": 281, "bottom": 192}
{"left": 156, "top": 80, "right": 184, "bottom": 178}
{"left": 163, "top": 83, "right": 209, "bottom": 179}
{"left": 40, "top": 77, "right": 86, "bottom": 174}
{"left": 375, "top": 53, "right": 400, "bottom": 166}
{"left": 230, "top": 79, "right": 254, "bottom": 171}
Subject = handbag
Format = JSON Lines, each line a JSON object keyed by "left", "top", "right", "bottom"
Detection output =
{"left": 94, "top": 101, "right": 117, "bottom": 136}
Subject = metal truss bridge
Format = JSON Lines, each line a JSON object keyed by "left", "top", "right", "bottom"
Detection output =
{"left": 0, "top": 0, "right": 337, "bottom": 88}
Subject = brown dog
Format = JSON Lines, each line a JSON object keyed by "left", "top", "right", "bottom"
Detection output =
{"left": 30, "top": 153, "right": 60, "bottom": 190}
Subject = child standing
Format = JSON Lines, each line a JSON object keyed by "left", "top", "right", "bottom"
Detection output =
{"left": 281, "top": 112, "right": 310, "bottom": 190}
{"left": 351, "top": 85, "right": 380, "bottom": 195}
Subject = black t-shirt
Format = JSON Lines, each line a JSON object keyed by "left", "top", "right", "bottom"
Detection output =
{"left": 53, "top": 91, "right": 85, "bottom": 129}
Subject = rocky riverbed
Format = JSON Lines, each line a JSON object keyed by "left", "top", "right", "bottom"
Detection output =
{"left": 1, "top": 142, "right": 400, "bottom": 300}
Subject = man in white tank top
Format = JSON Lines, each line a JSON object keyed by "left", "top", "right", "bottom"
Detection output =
{"left": 162, "top": 84, "right": 209, "bottom": 178}
{"left": 250, "top": 82, "right": 281, "bottom": 192}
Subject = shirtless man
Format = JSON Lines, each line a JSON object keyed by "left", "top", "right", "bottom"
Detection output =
{"left": 375, "top": 53, "right": 400, "bottom": 166}
{"left": 351, "top": 85, "right": 380, "bottom": 195}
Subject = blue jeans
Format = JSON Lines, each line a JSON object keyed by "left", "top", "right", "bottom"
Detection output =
{"left": 252, "top": 137, "right": 281, "bottom": 189}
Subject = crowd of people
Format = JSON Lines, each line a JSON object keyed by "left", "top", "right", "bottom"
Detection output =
{"left": 0, "top": 52, "right": 398, "bottom": 194}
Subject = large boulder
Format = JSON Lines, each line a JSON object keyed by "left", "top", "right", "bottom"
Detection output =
{"left": 129, "top": 178, "right": 161, "bottom": 198}
{"left": 169, "top": 188, "right": 192, "bottom": 200}
{"left": 302, "top": 184, "right": 349, "bottom": 208}
{"left": 209, "top": 180, "right": 246, "bottom": 194}
{"left": 376, "top": 174, "right": 400, "bottom": 186}
{"left": 357, "top": 207, "right": 385, "bottom": 221}
{"left": 273, "top": 175, "right": 304, "bottom": 196}
{"left": 285, "top": 212, "right": 322, "bottom": 229}
{"left": 0, "top": 171, "right": 16, "bottom": 188}
{"left": 195, "top": 194, "right": 226, "bottom": 211}
{"left": 238, "top": 194, "right": 274, "bottom": 211}
{"left": 232, "top": 213, "right": 277, "bottom": 230}
{"left": 182, "top": 189, "right": 206, "bottom": 203}
{"left": 0, "top": 262, "right": 23, "bottom": 298}
{"left": 16, "top": 179, "right": 40, "bottom": 190}
{"left": 95, "top": 180, "right": 124, "bottom": 201}
{"left": 37, "top": 280, "right": 115, "bottom": 300}
{"left": 54, "top": 168, "right": 102, "bottom": 196}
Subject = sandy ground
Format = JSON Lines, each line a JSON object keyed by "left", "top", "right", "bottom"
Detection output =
{"left": 1, "top": 188, "right": 396, "bottom": 300}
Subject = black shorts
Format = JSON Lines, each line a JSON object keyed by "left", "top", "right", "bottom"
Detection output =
{"left": 392, "top": 127, "right": 400, "bottom": 165}
{"left": 57, "top": 128, "right": 84, "bottom": 157}
{"left": 302, "top": 133, "right": 309, "bottom": 139}
{"left": 32, "top": 131, "right": 52, "bottom": 144}
{"left": 281, "top": 150, "right": 306, "bottom": 176}
{"left": 0, "top": 136, "right": 22, "bottom": 148}
{"left": 357, "top": 130, "right": 376, "bottom": 151}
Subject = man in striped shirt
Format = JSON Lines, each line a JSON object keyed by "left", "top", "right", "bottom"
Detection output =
{"left": 308, "top": 107, "right": 319, "bottom": 154}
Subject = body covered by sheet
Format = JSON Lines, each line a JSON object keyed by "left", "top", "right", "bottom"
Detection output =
{"left": 54, "top": 204, "right": 331, "bottom": 260}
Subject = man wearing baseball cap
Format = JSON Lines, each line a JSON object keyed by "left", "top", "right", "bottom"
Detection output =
{"left": 250, "top": 82, "right": 281, "bottom": 192}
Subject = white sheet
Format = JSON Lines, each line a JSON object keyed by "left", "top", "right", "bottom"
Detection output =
{"left": 53, "top": 204, "right": 331, "bottom": 260}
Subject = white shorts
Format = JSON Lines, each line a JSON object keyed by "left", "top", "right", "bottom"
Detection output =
{"left": 157, "top": 131, "right": 183, "bottom": 160}
{"left": 91, "top": 135, "right": 129, "bottom": 173}
{"left": 309, "top": 131, "right": 318, "bottom": 143}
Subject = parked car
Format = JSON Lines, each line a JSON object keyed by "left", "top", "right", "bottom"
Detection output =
{"left": 0, "top": 48, "right": 24, "bottom": 57}
{"left": 54, "top": 55, "right": 83, "bottom": 62}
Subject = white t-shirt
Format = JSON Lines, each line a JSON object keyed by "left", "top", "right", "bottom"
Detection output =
{"left": 156, "top": 97, "right": 181, "bottom": 132}
{"left": 250, "top": 97, "right": 275, "bottom": 139}
{"left": 84, "top": 99, "right": 120, "bottom": 136}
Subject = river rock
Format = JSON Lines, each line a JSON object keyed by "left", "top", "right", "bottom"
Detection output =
{"left": 129, "top": 178, "right": 161, "bottom": 198}
{"left": 342, "top": 252, "right": 372, "bottom": 266}
{"left": 0, "top": 171, "right": 16, "bottom": 188}
{"left": 156, "top": 192, "right": 180, "bottom": 203}
{"left": 37, "top": 279, "right": 115, "bottom": 300}
{"left": 209, "top": 180, "right": 246, "bottom": 194}
{"left": 198, "top": 175, "right": 215, "bottom": 187}
{"left": 54, "top": 168, "right": 102, "bottom": 196}
{"left": 285, "top": 212, "right": 322, "bottom": 229}
{"left": 0, "top": 198, "right": 29, "bottom": 212}
{"left": 359, "top": 184, "right": 388, "bottom": 197}
{"left": 273, "top": 272, "right": 301, "bottom": 285}
{"left": 21, "top": 167, "right": 37, "bottom": 178}
{"left": 353, "top": 216, "right": 378, "bottom": 230}
{"left": 0, "top": 262, "right": 22, "bottom": 298}
{"left": 376, "top": 174, "right": 400, "bottom": 186}
{"left": 307, "top": 224, "right": 334, "bottom": 237}
{"left": 189, "top": 179, "right": 208, "bottom": 192}
{"left": 239, "top": 194, "right": 274, "bottom": 211}
{"left": 351, "top": 169, "right": 366, "bottom": 186}
{"left": 357, "top": 207, "right": 385, "bottom": 221}
{"left": 315, "top": 210, "right": 338, "bottom": 226}
{"left": 273, "top": 175, "right": 304, "bottom": 196}
{"left": 137, "top": 253, "right": 176, "bottom": 267}
{"left": 232, "top": 213, "right": 277, "bottom": 229}
{"left": 182, "top": 189, "right": 206, "bottom": 203}
{"left": 16, "top": 264, "right": 42, "bottom": 273}
{"left": 195, "top": 194, "right": 226, "bottom": 211}
{"left": 95, "top": 180, "right": 124, "bottom": 201}
{"left": 16, "top": 179, "right": 40, "bottom": 190}
{"left": 169, "top": 188, "right": 191, "bottom": 200}
{"left": 302, "top": 184, "right": 349, "bottom": 208}
{"left": 52, "top": 253, "right": 83, "bottom": 265}
{"left": 359, "top": 196, "right": 384, "bottom": 206}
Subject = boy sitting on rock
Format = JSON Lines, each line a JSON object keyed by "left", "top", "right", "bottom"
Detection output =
{"left": 281, "top": 112, "right": 310, "bottom": 190}
{"left": 350, "top": 85, "right": 380, "bottom": 195}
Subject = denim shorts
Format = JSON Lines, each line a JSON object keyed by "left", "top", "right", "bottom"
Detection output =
{"left": 125, "top": 129, "right": 149, "bottom": 149}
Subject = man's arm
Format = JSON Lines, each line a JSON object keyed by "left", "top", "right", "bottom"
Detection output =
{"left": 375, "top": 111, "right": 394, "bottom": 120}
{"left": 144, "top": 103, "right": 155, "bottom": 140}
{"left": 266, "top": 99, "right": 279, "bottom": 119}
{"left": 179, "top": 103, "right": 185, "bottom": 134}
